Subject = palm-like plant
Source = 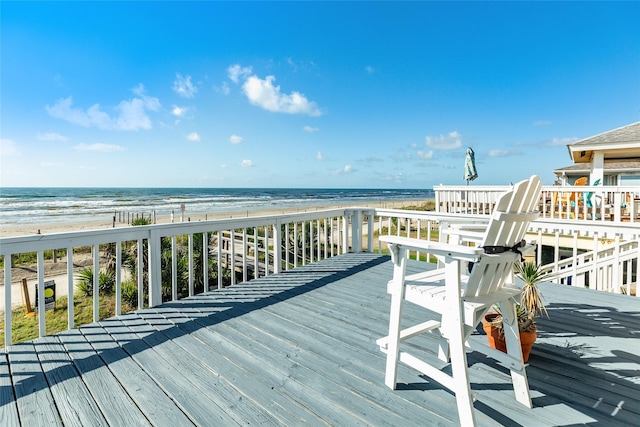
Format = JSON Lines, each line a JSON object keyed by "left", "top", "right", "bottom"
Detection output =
{"left": 490, "top": 261, "right": 548, "bottom": 333}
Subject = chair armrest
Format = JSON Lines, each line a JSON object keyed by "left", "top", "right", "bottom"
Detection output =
{"left": 380, "top": 235, "right": 484, "bottom": 262}
{"left": 443, "top": 227, "right": 486, "bottom": 244}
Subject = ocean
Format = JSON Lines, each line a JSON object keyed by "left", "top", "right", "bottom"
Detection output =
{"left": 0, "top": 187, "right": 433, "bottom": 225}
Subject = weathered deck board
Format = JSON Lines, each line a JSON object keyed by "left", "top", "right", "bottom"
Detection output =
{"left": 8, "top": 341, "right": 63, "bottom": 426}
{"left": 55, "top": 330, "right": 152, "bottom": 426}
{"left": 35, "top": 336, "right": 108, "bottom": 426}
{"left": 2, "top": 253, "right": 639, "bottom": 426}
{"left": 0, "top": 353, "right": 19, "bottom": 426}
{"left": 78, "top": 323, "right": 195, "bottom": 426}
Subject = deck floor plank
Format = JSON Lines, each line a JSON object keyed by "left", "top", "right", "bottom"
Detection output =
{"left": 7, "top": 341, "right": 63, "bottom": 426}
{"left": 0, "top": 353, "right": 20, "bottom": 426}
{"left": 115, "top": 311, "right": 287, "bottom": 426}
{"left": 55, "top": 330, "right": 152, "bottom": 426}
{"left": 2, "top": 253, "right": 639, "bottom": 426}
{"left": 35, "top": 336, "right": 109, "bottom": 427}
{"left": 135, "top": 308, "right": 325, "bottom": 426}
{"left": 79, "top": 323, "right": 195, "bottom": 427}
{"left": 97, "top": 316, "right": 241, "bottom": 426}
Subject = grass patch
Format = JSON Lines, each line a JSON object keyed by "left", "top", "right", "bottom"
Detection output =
{"left": 0, "top": 294, "right": 136, "bottom": 348}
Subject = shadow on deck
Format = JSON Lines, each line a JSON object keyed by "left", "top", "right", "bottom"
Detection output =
{"left": 1, "top": 253, "right": 639, "bottom": 426}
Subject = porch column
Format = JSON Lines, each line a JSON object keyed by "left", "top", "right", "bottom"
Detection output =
{"left": 592, "top": 152, "right": 604, "bottom": 184}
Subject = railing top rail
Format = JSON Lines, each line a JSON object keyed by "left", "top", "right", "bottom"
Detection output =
{"left": 0, "top": 207, "right": 352, "bottom": 254}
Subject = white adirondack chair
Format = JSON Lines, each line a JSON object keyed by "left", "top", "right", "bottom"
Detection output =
{"left": 377, "top": 175, "right": 542, "bottom": 426}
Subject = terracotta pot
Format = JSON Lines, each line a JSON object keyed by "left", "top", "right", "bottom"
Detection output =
{"left": 482, "top": 313, "right": 536, "bottom": 362}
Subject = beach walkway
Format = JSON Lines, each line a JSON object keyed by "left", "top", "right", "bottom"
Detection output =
{"left": 2, "top": 253, "right": 639, "bottom": 426}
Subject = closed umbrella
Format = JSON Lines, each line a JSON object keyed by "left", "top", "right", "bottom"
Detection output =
{"left": 463, "top": 147, "right": 478, "bottom": 185}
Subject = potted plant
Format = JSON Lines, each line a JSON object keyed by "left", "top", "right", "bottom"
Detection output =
{"left": 482, "top": 261, "right": 548, "bottom": 362}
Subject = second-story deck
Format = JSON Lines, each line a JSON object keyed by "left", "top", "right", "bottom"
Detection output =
{"left": 2, "top": 253, "right": 638, "bottom": 426}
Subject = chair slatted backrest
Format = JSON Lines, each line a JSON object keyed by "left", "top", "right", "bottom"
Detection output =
{"left": 464, "top": 176, "right": 542, "bottom": 298}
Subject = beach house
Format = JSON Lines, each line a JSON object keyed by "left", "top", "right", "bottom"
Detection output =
{"left": 553, "top": 121, "right": 640, "bottom": 186}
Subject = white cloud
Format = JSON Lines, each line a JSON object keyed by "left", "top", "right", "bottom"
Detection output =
{"left": 304, "top": 126, "right": 319, "bottom": 133}
{"left": 533, "top": 120, "right": 552, "bottom": 127}
{"left": 217, "top": 82, "right": 230, "bottom": 95}
{"left": 173, "top": 73, "right": 197, "bottom": 98}
{"left": 242, "top": 75, "right": 321, "bottom": 116}
{"left": 187, "top": 132, "right": 200, "bottom": 141}
{"left": 416, "top": 150, "right": 434, "bottom": 160}
{"left": 74, "top": 143, "right": 124, "bottom": 152}
{"left": 425, "top": 131, "right": 462, "bottom": 150}
{"left": 241, "top": 159, "right": 253, "bottom": 167}
{"left": 37, "top": 132, "right": 68, "bottom": 141}
{"left": 46, "top": 85, "right": 160, "bottom": 131}
{"left": 172, "top": 105, "right": 187, "bottom": 117}
{"left": 315, "top": 151, "right": 325, "bottom": 161}
{"left": 365, "top": 66, "right": 375, "bottom": 74}
{"left": 332, "top": 164, "right": 353, "bottom": 175}
{"left": 230, "top": 134, "right": 243, "bottom": 144}
{"left": 488, "top": 149, "right": 522, "bottom": 157}
{"left": 550, "top": 137, "right": 577, "bottom": 146}
{"left": 0, "top": 138, "right": 20, "bottom": 156}
{"left": 227, "top": 64, "right": 253, "bottom": 84}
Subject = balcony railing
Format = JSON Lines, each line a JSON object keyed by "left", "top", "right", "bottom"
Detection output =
{"left": 2, "top": 207, "right": 638, "bottom": 349}
{"left": 435, "top": 184, "right": 640, "bottom": 223}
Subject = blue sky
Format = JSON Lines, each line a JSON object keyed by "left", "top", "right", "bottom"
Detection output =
{"left": 1, "top": 1, "right": 638, "bottom": 188}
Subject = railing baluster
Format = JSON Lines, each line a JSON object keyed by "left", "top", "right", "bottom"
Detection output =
{"left": 67, "top": 247, "right": 75, "bottom": 327}
{"left": 243, "top": 228, "right": 248, "bottom": 281}
{"left": 253, "top": 228, "right": 258, "bottom": 280}
{"left": 172, "top": 235, "right": 178, "bottom": 301}
{"left": 4, "top": 256, "right": 12, "bottom": 348}
{"left": 188, "top": 234, "right": 194, "bottom": 297}
{"left": 230, "top": 229, "right": 236, "bottom": 285}
{"left": 218, "top": 231, "right": 224, "bottom": 288}
{"left": 92, "top": 245, "right": 99, "bottom": 323}
{"left": 115, "top": 243, "right": 121, "bottom": 316}
{"left": 203, "top": 232, "right": 209, "bottom": 291}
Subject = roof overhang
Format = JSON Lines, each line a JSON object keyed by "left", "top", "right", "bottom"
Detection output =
{"left": 566, "top": 122, "right": 640, "bottom": 163}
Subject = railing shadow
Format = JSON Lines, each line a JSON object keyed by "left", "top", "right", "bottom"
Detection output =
{"left": 469, "top": 302, "right": 640, "bottom": 425}
{"left": 2, "top": 253, "right": 388, "bottom": 409}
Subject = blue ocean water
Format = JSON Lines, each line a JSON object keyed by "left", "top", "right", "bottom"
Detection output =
{"left": 0, "top": 187, "right": 433, "bottom": 225}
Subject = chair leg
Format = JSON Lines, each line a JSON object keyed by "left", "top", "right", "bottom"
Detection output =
{"left": 445, "top": 313, "right": 477, "bottom": 426}
{"left": 384, "top": 287, "right": 403, "bottom": 390}
{"left": 500, "top": 302, "right": 533, "bottom": 408}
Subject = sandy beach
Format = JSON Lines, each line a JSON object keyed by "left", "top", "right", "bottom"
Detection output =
{"left": 0, "top": 199, "right": 423, "bottom": 239}
{"left": 1, "top": 199, "right": 428, "bottom": 310}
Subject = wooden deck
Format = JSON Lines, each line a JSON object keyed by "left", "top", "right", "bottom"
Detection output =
{"left": 1, "top": 253, "right": 638, "bottom": 426}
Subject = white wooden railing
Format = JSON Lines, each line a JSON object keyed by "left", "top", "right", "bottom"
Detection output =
{"left": 2, "top": 207, "right": 639, "bottom": 349}
{"left": 1, "top": 209, "right": 358, "bottom": 348}
{"left": 435, "top": 184, "right": 640, "bottom": 224}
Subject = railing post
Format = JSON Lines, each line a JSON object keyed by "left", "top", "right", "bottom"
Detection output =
{"left": 273, "top": 221, "right": 282, "bottom": 274}
{"left": 351, "top": 209, "right": 363, "bottom": 252}
{"left": 148, "top": 229, "right": 162, "bottom": 307}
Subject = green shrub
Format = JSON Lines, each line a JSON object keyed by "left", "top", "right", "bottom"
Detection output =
{"left": 75, "top": 268, "right": 116, "bottom": 296}
{"left": 121, "top": 280, "right": 138, "bottom": 307}
{"left": 131, "top": 217, "right": 152, "bottom": 226}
